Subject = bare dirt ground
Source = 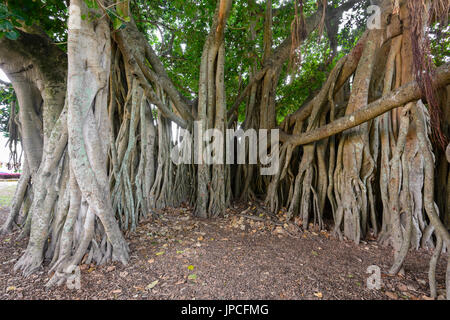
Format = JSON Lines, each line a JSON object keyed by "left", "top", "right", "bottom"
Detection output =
{"left": 0, "top": 187, "right": 447, "bottom": 300}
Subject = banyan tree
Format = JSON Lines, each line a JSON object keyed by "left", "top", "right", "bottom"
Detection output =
{"left": 0, "top": 0, "right": 449, "bottom": 298}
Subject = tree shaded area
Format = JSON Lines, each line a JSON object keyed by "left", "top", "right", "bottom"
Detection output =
{"left": 0, "top": 0, "right": 449, "bottom": 299}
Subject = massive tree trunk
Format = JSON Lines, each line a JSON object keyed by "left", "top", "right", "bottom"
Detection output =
{"left": 0, "top": 29, "right": 66, "bottom": 236}
{"left": 64, "top": 0, "right": 129, "bottom": 264}
{"left": 194, "top": 0, "right": 232, "bottom": 218}
{"left": 0, "top": 0, "right": 128, "bottom": 280}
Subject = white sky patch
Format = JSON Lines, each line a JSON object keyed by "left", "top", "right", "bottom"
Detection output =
{"left": 339, "top": 8, "right": 359, "bottom": 33}
{"left": 0, "top": 69, "right": 10, "bottom": 83}
{"left": 0, "top": 68, "right": 16, "bottom": 172}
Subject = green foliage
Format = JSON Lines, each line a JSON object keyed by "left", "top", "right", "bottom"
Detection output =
{"left": 84, "top": 0, "right": 99, "bottom": 9}
{"left": 0, "top": 3, "right": 24, "bottom": 40}
{"left": 0, "top": 82, "right": 16, "bottom": 138}
{"left": 103, "top": 2, "right": 131, "bottom": 30}
{"left": 0, "top": 1, "right": 68, "bottom": 43}
{"left": 430, "top": 23, "right": 450, "bottom": 67}
{"left": 276, "top": 31, "right": 332, "bottom": 123}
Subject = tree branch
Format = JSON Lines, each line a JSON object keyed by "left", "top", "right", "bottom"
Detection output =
{"left": 283, "top": 63, "right": 450, "bottom": 146}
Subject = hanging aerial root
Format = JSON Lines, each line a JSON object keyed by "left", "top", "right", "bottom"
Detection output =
{"left": 0, "top": 163, "right": 30, "bottom": 235}
{"left": 408, "top": 0, "right": 449, "bottom": 149}
{"left": 412, "top": 101, "right": 450, "bottom": 299}
{"left": 389, "top": 149, "right": 413, "bottom": 275}
{"left": 428, "top": 237, "right": 443, "bottom": 298}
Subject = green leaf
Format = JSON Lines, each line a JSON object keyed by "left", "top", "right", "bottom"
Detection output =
{"left": 11, "top": 20, "right": 22, "bottom": 28}
{"left": 146, "top": 280, "right": 159, "bottom": 290}
{"left": 5, "top": 30, "right": 19, "bottom": 40}
{"left": 113, "top": 17, "right": 123, "bottom": 30}
{"left": 105, "top": 8, "right": 116, "bottom": 20}
{"left": 116, "top": 7, "right": 124, "bottom": 18}
{"left": 188, "top": 274, "right": 197, "bottom": 280}
{"left": 0, "top": 20, "right": 14, "bottom": 31}
{"left": 84, "top": 0, "right": 98, "bottom": 9}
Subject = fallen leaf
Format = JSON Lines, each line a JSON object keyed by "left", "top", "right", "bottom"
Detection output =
{"left": 385, "top": 291, "right": 398, "bottom": 300}
{"left": 111, "top": 289, "right": 122, "bottom": 294}
{"left": 398, "top": 284, "right": 408, "bottom": 292}
{"left": 6, "top": 286, "right": 16, "bottom": 292}
{"left": 147, "top": 280, "right": 159, "bottom": 290}
{"left": 313, "top": 292, "right": 323, "bottom": 298}
{"left": 155, "top": 251, "right": 165, "bottom": 256}
{"left": 399, "top": 292, "right": 410, "bottom": 300}
{"left": 273, "top": 226, "right": 284, "bottom": 235}
{"left": 133, "top": 286, "right": 145, "bottom": 291}
{"left": 148, "top": 259, "right": 155, "bottom": 264}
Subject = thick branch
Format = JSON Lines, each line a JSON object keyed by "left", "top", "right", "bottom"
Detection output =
{"left": 284, "top": 63, "right": 450, "bottom": 146}
{"left": 117, "top": 21, "right": 194, "bottom": 122}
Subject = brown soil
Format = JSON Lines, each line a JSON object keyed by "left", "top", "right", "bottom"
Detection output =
{"left": 0, "top": 202, "right": 447, "bottom": 300}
